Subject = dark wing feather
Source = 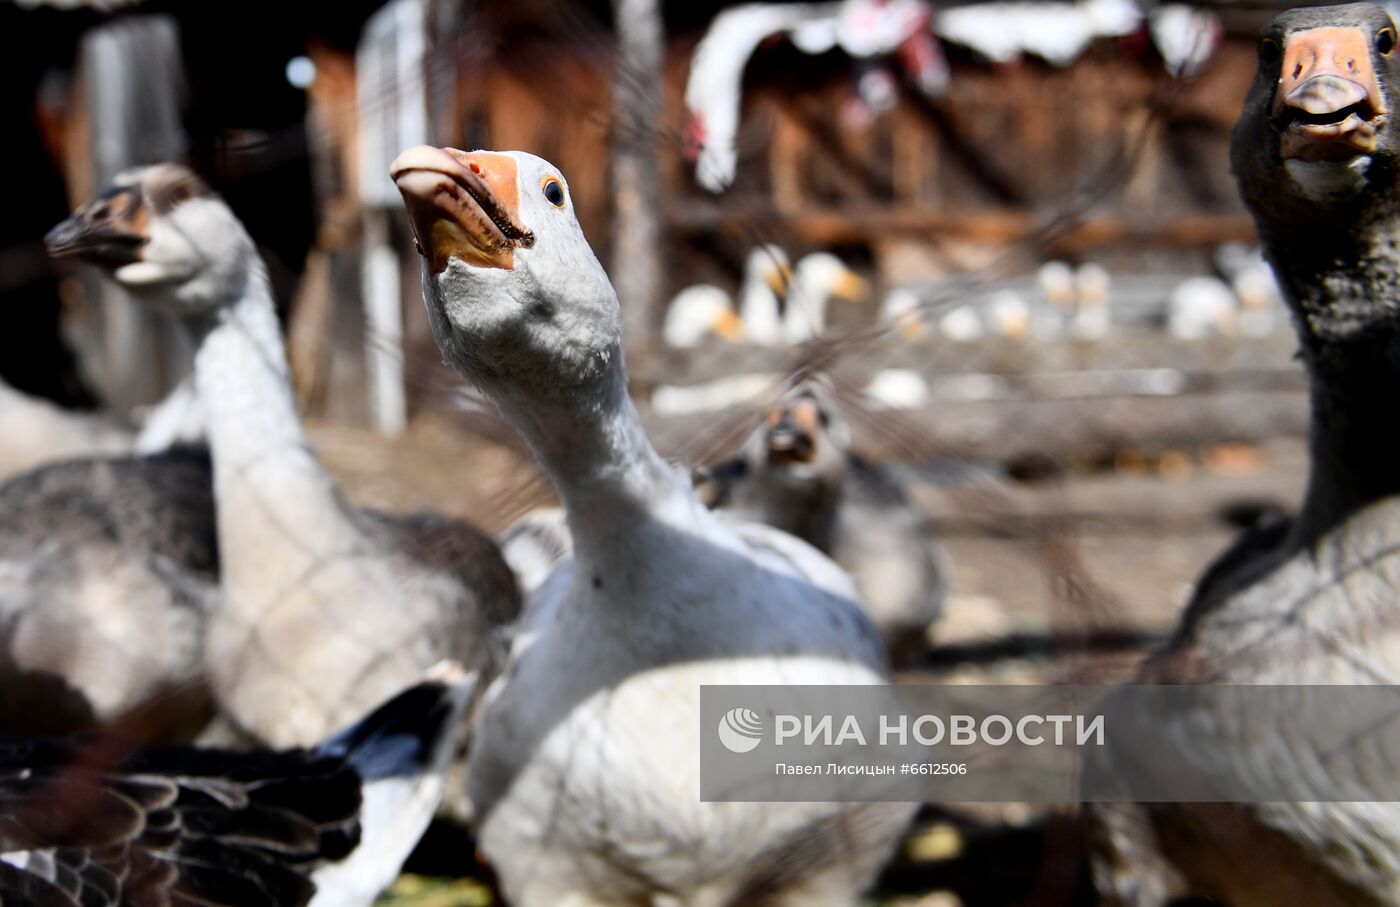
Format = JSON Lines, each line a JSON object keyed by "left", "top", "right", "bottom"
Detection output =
{"left": 0, "top": 735, "right": 360, "bottom": 907}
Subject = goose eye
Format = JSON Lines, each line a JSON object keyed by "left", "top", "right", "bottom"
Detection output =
{"left": 542, "top": 177, "right": 566, "bottom": 208}
{"left": 1258, "top": 37, "right": 1281, "bottom": 64}
{"left": 1378, "top": 28, "right": 1395, "bottom": 55}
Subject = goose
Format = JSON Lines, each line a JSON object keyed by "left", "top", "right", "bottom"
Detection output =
{"left": 663, "top": 284, "right": 743, "bottom": 348}
{"left": 988, "top": 289, "right": 1032, "bottom": 340}
{"left": 934, "top": 0, "right": 1142, "bottom": 68}
{"left": 0, "top": 662, "right": 474, "bottom": 907}
{"left": 0, "top": 446, "right": 217, "bottom": 736}
{"left": 880, "top": 286, "right": 927, "bottom": 340}
{"left": 392, "top": 145, "right": 915, "bottom": 906}
{"left": 0, "top": 377, "right": 133, "bottom": 483}
{"left": 1035, "top": 259, "right": 1077, "bottom": 339}
{"left": 1092, "top": 6, "right": 1400, "bottom": 904}
{"left": 702, "top": 385, "right": 949, "bottom": 662}
{"left": 739, "top": 244, "right": 791, "bottom": 346}
{"left": 45, "top": 164, "right": 520, "bottom": 749}
{"left": 937, "top": 301, "right": 986, "bottom": 343}
{"left": 862, "top": 367, "right": 931, "bottom": 410}
{"left": 1148, "top": 4, "right": 1224, "bottom": 78}
{"left": 1216, "top": 241, "right": 1283, "bottom": 337}
{"left": 685, "top": 0, "right": 945, "bottom": 192}
{"left": 1165, "top": 273, "right": 1236, "bottom": 339}
{"left": 1071, "top": 262, "right": 1112, "bottom": 341}
{"left": 782, "top": 251, "right": 871, "bottom": 344}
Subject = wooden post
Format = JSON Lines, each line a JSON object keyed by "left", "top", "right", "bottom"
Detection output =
{"left": 610, "top": 0, "right": 664, "bottom": 353}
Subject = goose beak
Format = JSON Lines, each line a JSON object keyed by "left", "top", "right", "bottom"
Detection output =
{"left": 1273, "top": 27, "right": 1388, "bottom": 161}
{"left": 390, "top": 146, "right": 535, "bottom": 274}
{"left": 45, "top": 185, "right": 148, "bottom": 267}
{"left": 712, "top": 309, "right": 743, "bottom": 342}
{"left": 832, "top": 270, "right": 871, "bottom": 304}
{"left": 764, "top": 399, "right": 823, "bottom": 466}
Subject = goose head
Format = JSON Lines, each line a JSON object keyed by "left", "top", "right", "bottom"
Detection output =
{"left": 45, "top": 164, "right": 254, "bottom": 316}
{"left": 747, "top": 386, "right": 848, "bottom": 495}
{"left": 1232, "top": 3, "right": 1399, "bottom": 212}
{"left": 391, "top": 147, "right": 619, "bottom": 398}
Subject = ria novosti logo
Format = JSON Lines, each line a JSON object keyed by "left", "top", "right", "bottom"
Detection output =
{"left": 717, "top": 707, "right": 765, "bottom": 753}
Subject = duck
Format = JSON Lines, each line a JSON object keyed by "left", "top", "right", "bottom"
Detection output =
{"left": 701, "top": 385, "right": 949, "bottom": 662}
{"left": 663, "top": 283, "right": 743, "bottom": 348}
{"left": 0, "top": 662, "right": 475, "bottom": 907}
{"left": 45, "top": 164, "right": 520, "bottom": 749}
{"left": 1092, "top": 6, "right": 1400, "bottom": 905}
{"left": 392, "top": 145, "right": 915, "bottom": 906}
{"left": 782, "top": 252, "right": 871, "bottom": 344}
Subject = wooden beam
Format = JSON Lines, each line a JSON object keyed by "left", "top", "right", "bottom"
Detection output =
{"left": 667, "top": 207, "right": 1258, "bottom": 251}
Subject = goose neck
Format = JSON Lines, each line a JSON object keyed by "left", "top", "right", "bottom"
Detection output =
{"left": 1261, "top": 218, "right": 1400, "bottom": 536}
{"left": 188, "top": 263, "right": 353, "bottom": 578}
{"left": 491, "top": 351, "right": 691, "bottom": 549}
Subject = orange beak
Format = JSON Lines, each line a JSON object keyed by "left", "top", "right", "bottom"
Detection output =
{"left": 1273, "top": 27, "right": 1388, "bottom": 161}
{"left": 390, "top": 146, "right": 534, "bottom": 273}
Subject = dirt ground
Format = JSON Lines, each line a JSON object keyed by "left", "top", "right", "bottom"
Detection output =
{"left": 307, "top": 414, "right": 1309, "bottom": 907}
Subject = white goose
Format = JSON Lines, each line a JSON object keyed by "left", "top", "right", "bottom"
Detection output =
{"left": 0, "top": 378, "right": 133, "bottom": 482}
{"left": 685, "top": 0, "right": 944, "bottom": 193}
{"left": 782, "top": 251, "right": 871, "bottom": 344}
{"left": 663, "top": 284, "right": 743, "bottom": 348}
{"left": 0, "top": 374, "right": 202, "bottom": 485}
{"left": 703, "top": 385, "right": 949, "bottom": 662}
{"left": 46, "top": 164, "right": 519, "bottom": 748}
{"left": 393, "top": 146, "right": 914, "bottom": 906}
{"left": 739, "top": 244, "right": 791, "bottom": 345}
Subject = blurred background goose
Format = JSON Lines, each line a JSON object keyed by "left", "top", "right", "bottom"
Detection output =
{"left": 662, "top": 283, "right": 743, "bottom": 348}
{"left": 0, "top": 662, "right": 473, "bottom": 907}
{"left": 0, "top": 376, "right": 134, "bottom": 482}
{"left": 738, "top": 243, "right": 791, "bottom": 345}
{"left": 394, "top": 145, "right": 915, "bottom": 907}
{"left": 1093, "top": 7, "right": 1400, "bottom": 905}
{"left": 45, "top": 164, "right": 519, "bottom": 751}
{"left": 699, "top": 384, "right": 949, "bottom": 662}
{"left": 781, "top": 251, "right": 871, "bottom": 344}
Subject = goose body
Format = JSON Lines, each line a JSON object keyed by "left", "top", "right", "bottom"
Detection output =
{"left": 0, "top": 663, "right": 474, "bottom": 907}
{"left": 0, "top": 379, "right": 134, "bottom": 483}
{"left": 0, "top": 448, "right": 217, "bottom": 735}
{"left": 782, "top": 252, "right": 870, "bottom": 344}
{"left": 663, "top": 284, "right": 742, "bottom": 347}
{"left": 685, "top": 0, "right": 943, "bottom": 192}
{"left": 1093, "top": 7, "right": 1400, "bottom": 905}
{"left": 46, "top": 165, "right": 519, "bottom": 749}
{"left": 739, "top": 245, "right": 790, "bottom": 345}
{"left": 935, "top": 0, "right": 1141, "bottom": 67}
{"left": 393, "top": 146, "right": 914, "bottom": 905}
{"left": 703, "top": 386, "right": 948, "bottom": 661}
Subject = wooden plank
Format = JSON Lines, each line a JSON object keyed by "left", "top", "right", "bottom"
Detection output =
{"left": 644, "top": 388, "right": 1309, "bottom": 462}
{"left": 665, "top": 208, "right": 1259, "bottom": 250}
